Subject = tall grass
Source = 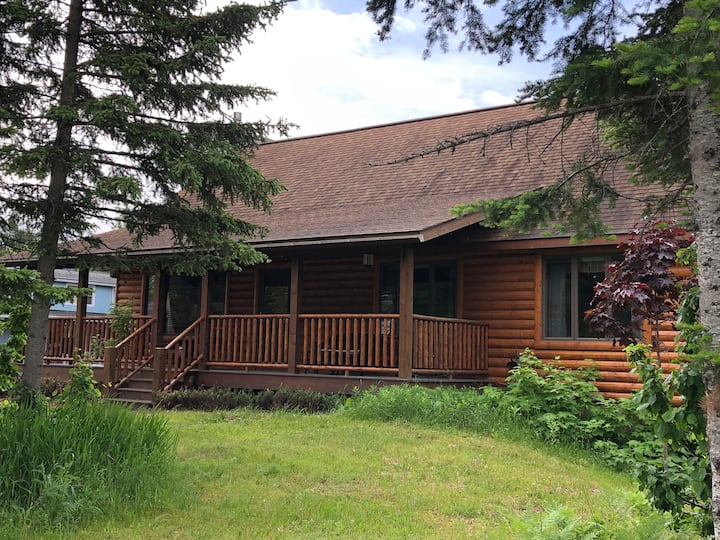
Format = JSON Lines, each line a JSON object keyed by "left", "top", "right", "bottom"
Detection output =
{"left": 343, "top": 352, "right": 654, "bottom": 471}
{"left": 0, "top": 401, "right": 175, "bottom": 532}
{"left": 343, "top": 384, "right": 517, "bottom": 435}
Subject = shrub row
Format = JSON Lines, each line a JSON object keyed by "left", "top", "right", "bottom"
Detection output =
{"left": 154, "top": 386, "right": 343, "bottom": 413}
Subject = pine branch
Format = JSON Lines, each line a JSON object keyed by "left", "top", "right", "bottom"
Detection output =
{"left": 370, "top": 93, "right": 686, "bottom": 166}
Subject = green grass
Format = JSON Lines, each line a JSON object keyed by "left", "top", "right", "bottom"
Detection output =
{"left": 34, "top": 409, "right": 697, "bottom": 540}
{"left": 0, "top": 401, "right": 174, "bottom": 536}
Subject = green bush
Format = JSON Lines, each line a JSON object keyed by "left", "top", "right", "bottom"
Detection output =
{"left": 154, "top": 386, "right": 342, "bottom": 413}
{"left": 0, "top": 400, "right": 175, "bottom": 531}
{"left": 108, "top": 301, "right": 135, "bottom": 344}
{"left": 266, "top": 387, "right": 342, "bottom": 413}
{"left": 61, "top": 360, "right": 101, "bottom": 405}
{"left": 40, "top": 377, "right": 66, "bottom": 398}
{"left": 504, "top": 349, "right": 653, "bottom": 450}
{"left": 155, "top": 387, "right": 254, "bottom": 410}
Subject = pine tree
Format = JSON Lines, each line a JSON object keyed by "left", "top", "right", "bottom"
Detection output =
{"left": 0, "top": 0, "right": 287, "bottom": 392}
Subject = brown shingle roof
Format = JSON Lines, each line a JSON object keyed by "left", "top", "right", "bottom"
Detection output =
{"left": 66, "top": 102, "right": 653, "bottom": 256}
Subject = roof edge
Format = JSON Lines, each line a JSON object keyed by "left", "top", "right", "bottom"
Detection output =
{"left": 419, "top": 213, "right": 485, "bottom": 242}
{"left": 261, "top": 101, "right": 536, "bottom": 145}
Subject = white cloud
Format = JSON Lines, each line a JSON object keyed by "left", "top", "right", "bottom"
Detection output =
{"left": 224, "top": 0, "right": 551, "bottom": 137}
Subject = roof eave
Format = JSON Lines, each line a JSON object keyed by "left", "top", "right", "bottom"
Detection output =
{"left": 251, "top": 232, "right": 425, "bottom": 249}
{"left": 418, "top": 213, "right": 485, "bottom": 242}
{"left": 253, "top": 215, "right": 487, "bottom": 249}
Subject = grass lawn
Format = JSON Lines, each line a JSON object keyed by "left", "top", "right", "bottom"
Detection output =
{"left": 39, "top": 409, "right": 687, "bottom": 539}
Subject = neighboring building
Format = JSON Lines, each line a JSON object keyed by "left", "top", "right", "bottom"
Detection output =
{"left": 0, "top": 270, "right": 116, "bottom": 348}
{"left": 9, "top": 103, "right": 684, "bottom": 400}
{"left": 51, "top": 269, "right": 116, "bottom": 316}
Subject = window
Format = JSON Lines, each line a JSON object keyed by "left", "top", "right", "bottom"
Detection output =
{"left": 60, "top": 286, "right": 95, "bottom": 308}
{"left": 414, "top": 262, "right": 457, "bottom": 318}
{"left": 163, "top": 275, "right": 201, "bottom": 333}
{"left": 143, "top": 275, "right": 155, "bottom": 316}
{"left": 543, "top": 256, "right": 609, "bottom": 339}
{"left": 379, "top": 261, "right": 457, "bottom": 318}
{"left": 208, "top": 271, "right": 227, "bottom": 315}
{"left": 379, "top": 264, "right": 399, "bottom": 314}
{"left": 260, "top": 269, "right": 290, "bottom": 314}
{"left": 160, "top": 272, "right": 226, "bottom": 332}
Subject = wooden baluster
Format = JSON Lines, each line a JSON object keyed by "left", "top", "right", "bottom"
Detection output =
{"left": 301, "top": 317, "right": 309, "bottom": 365}
{"left": 443, "top": 321, "right": 449, "bottom": 370}
{"left": 415, "top": 319, "right": 422, "bottom": 370}
{"left": 359, "top": 318, "right": 366, "bottom": 367}
{"left": 367, "top": 319, "right": 374, "bottom": 368}
{"left": 329, "top": 317, "right": 336, "bottom": 366}
{"left": 230, "top": 319, "right": 236, "bottom": 363}
{"left": 225, "top": 318, "right": 230, "bottom": 363}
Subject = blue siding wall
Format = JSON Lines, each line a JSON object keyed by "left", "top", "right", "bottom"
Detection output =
{"left": 51, "top": 283, "right": 116, "bottom": 315}
{"left": 51, "top": 271, "right": 116, "bottom": 315}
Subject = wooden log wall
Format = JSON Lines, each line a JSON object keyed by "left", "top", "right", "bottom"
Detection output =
{"left": 227, "top": 270, "right": 255, "bottom": 314}
{"left": 300, "top": 257, "right": 375, "bottom": 314}
{"left": 463, "top": 251, "right": 683, "bottom": 400}
{"left": 463, "top": 253, "right": 536, "bottom": 381}
{"left": 115, "top": 272, "right": 143, "bottom": 315}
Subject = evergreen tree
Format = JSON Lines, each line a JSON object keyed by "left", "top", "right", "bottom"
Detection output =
{"left": 0, "top": 0, "right": 287, "bottom": 392}
{"left": 366, "top": 0, "right": 720, "bottom": 534}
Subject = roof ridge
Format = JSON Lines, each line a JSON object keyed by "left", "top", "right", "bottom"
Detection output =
{"left": 261, "top": 101, "right": 537, "bottom": 145}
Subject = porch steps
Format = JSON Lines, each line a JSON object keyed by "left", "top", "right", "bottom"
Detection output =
{"left": 107, "top": 367, "right": 154, "bottom": 406}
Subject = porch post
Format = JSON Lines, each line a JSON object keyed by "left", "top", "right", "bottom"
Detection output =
{"left": 102, "top": 345, "right": 117, "bottom": 392}
{"left": 151, "top": 273, "right": 163, "bottom": 348}
{"left": 287, "top": 257, "right": 301, "bottom": 373}
{"left": 398, "top": 246, "right": 414, "bottom": 379}
{"left": 199, "top": 273, "right": 210, "bottom": 370}
{"left": 151, "top": 274, "right": 165, "bottom": 392}
{"left": 72, "top": 268, "right": 89, "bottom": 358}
{"left": 153, "top": 348, "right": 166, "bottom": 392}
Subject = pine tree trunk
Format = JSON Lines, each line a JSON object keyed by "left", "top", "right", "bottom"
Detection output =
{"left": 21, "top": 0, "right": 82, "bottom": 392}
{"left": 689, "top": 84, "right": 720, "bottom": 538}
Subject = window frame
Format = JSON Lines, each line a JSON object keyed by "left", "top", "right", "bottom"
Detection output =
{"left": 378, "top": 259, "right": 458, "bottom": 318}
{"left": 542, "top": 255, "right": 613, "bottom": 340}
{"left": 162, "top": 275, "right": 202, "bottom": 334}
{"left": 60, "top": 285, "right": 95, "bottom": 309}
{"left": 259, "top": 268, "right": 291, "bottom": 314}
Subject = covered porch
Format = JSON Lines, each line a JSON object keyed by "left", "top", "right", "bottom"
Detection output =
{"left": 40, "top": 246, "right": 490, "bottom": 396}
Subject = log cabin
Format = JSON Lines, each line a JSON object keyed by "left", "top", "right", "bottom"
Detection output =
{"left": 10, "top": 102, "right": 684, "bottom": 403}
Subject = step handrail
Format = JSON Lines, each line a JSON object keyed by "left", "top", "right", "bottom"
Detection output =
{"left": 112, "top": 317, "right": 157, "bottom": 387}
{"left": 159, "top": 316, "right": 205, "bottom": 391}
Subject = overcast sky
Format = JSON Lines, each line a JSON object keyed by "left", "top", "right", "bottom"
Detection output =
{"left": 224, "top": 0, "right": 554, "bottom": 137}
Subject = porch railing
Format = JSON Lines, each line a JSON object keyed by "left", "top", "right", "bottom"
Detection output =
{"left": 45, "top": 312, "right": 489, "bottom": 385}
{"left": 45, "top": 318, "right": 75, "bottom": 362}
{"left": 157, "top": 317, "right": 205, "bottom": 391}
{"left": 298, "top": 314, "right": 399, "bottom": 373}
{"left": 45, "top": 315, "right": 151, "bottom": 363}
{"left": 412, "top": 315, "right": 489, "bottom": 374}
{"left": 207, "top": 314, "right": 290, "bottom": 368}
{"left": 202, "top": 313, "right": 488, "bottom": 375}
{"left": 108, "top": 317, "right": 156, "bottom": 386}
